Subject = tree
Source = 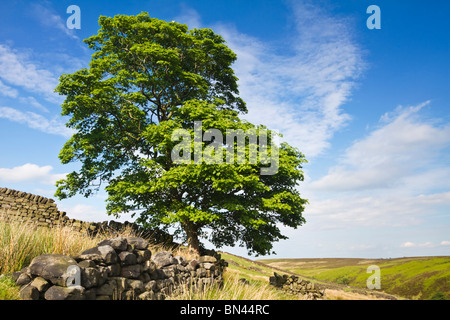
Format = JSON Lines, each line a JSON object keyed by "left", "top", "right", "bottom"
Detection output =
{"left": 55, "top": 12, "right": 308, "bottom": 256}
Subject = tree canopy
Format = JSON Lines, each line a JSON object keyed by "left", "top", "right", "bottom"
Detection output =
{"left": 55, "top": 12, "right": 307, "bottom": 256}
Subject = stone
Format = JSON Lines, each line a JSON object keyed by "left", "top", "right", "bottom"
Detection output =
{"left": 81, "top": 267, "right": 102, "bottom": 289}
{"left": 97, "top": 237, "right": 128, "bottom": 252}
{"left": 105, "top": 263, "right": 121, "bottom": 277}
{"left": 139, "top": 291, "right": 154, "bottom": 300}
{"left": 80, "top": 245, "right": 118, "bottom": 265}
{"left": 44, "top": 285, "right": 85, "bottom": 300}
{"left": 143, "top": 260, "right": 157, "bottom": 273}
{"left": 96, "top": 280, "right": 117, "bottom": 296}
{"left": 121, "top": 290, "right": 137, "bottom": 300}
{"left": 136, "top": 249, "right": 151, "bottom": 263}
{"left": 126, "top": 237, "right": 149, "bottom": 250}
{"left": 19, "top": 284, "right": 40, "bottom": 300}
{"left": 176, "top": 264, "right": 186, "bottom": 272}
{"left": 145, "top": 280, "right": 157, "bottom": 291}
{"left": 119, "top": 251, "right": 137, "bottom": 266}
{"left": 120, "top": 264, "right": 141, "bottom": 279}
{"left": 77, "top": 260, "right": 96, "bottom": 268}
{"left": 28, "top": 254, "right": 78, "bottom": 286}
{"left": 85, "top": 288, "right": 97, "bottom": 300}
{"left": 201, "top": 262, "right": 215, "bottom": 270}
{"left": 30, "top": 277, "right": 50, "bottom": 292}
{"left": 151, "top": 251, "right": 178, "bottom": 268}
{"left": 196, "top": 267, "right": 207, "bottom": 278}
{"left": 187, "top": 259, "right": 199, "bottom": 270}
{"left": 174, "top": 255, "right": 187, "bottom": 266}
{"left": 139, "top": 272, "right": 151, "bottom": 283}
{"left": 11, "top": 271, "right": 23, "bottom": 282}
{"left": 127, "top": 279, "right": 144, "bottom": 294}
{"left": 15, "top": 272, "right": 32, "bottom": 286}
{"left": 198, "top": 255, "right": 217, "bottom": 263}
{"left": 111, "top": 277, "right": 128, "bottom": 293}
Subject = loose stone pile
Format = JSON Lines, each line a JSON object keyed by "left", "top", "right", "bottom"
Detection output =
{"left": 269, "top": 272, "right": 326, "bottom": 300}
{"left": 11, "top": 236, "right": 227, "bottom": 300}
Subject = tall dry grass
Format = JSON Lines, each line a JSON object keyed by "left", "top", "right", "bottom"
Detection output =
{"left": 0, "top": 214, "right": 186, "bottom": 276}
{"left": 168, "top": 271, "right": 296, "bottom": 300}
{"left": 0, "top": 216, "right": 111, "bottom": 275}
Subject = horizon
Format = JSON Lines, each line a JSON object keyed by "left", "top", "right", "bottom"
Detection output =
{"left": 0, "top": 0, "right": 449, "bottom": 260}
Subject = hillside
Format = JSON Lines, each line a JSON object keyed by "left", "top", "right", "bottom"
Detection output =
{"left": 256, "top": 257, "right": 450, "bottom": 300}
{"left": 220, "top": 252, "right": 401, "bottom": 300}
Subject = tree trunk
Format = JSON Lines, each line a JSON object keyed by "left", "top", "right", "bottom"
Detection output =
{"left": 184, "top": 221, "right": 200, "bottom": 256}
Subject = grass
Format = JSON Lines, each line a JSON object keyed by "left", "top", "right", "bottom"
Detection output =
{"left": 0, "top": 275, "right": 20, "bottom": 300}
{"left": 0, "top": 216, "right": 112, "bottom": 275}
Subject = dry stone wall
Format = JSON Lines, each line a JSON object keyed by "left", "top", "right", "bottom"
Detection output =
{"left": 269, "top": 272, "right": 326, "bottom": 300}
{"left": 0, "top": 187, "right": 174, "bottom": 246}
{"left": 11, "top": 236, "right": 227, "bottom": 300}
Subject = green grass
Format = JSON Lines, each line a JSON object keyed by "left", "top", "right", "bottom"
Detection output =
{"left": 0, "top": 275, "right": 20, "bottom": 300}
{"left": 258, "top": 257, "right": 450, "bottom": 300}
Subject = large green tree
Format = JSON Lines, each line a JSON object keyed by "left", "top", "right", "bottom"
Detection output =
{"left": 55, "top": 12, "right": 307, "bottom": 256}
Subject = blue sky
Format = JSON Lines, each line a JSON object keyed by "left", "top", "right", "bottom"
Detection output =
{"left": 0, "top": 0, "right": 449, "bottom": 259}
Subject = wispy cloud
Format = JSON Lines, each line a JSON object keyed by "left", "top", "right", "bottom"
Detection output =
{"left": 304, "top": 101, "right": 450, "bottom": 230}
{"left": 29, "top": 2, "right": 79, "bottom": 40}
{"left": 0, "top": 79, "right": 18, "bottom": 98}
{"left": 0, "top": 106, "right": 73, "bottom": 137}
{"left": 173, "top": 4, "right": 202, "bottom": 28}
{"left": 400, "top": 241, "right": 448, "bottom": 248}
{"left": 215, "top": 1, "right": 364, "bottom": 158}
{"left": 309, "top": 101, "right": 450, "bottom": 193}
{"left": 0, "top": 44, "right": 60, "bottom": 103}
{"left": 0, "top": 163, "right": 66, "bottom": 185}
{"left": 18, "top": 96, "right": 49, "bottom": 113}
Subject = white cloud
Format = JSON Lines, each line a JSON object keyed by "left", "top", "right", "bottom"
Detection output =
{"left": 0, "top": 163, "right": 66, "bottom": 185}
{"left": 0, "top": 79, "right": 18, "bottom": 98}
{"left": 0, "top": 106, "right": 73, "bottom": 137}
{"left": 214, "top": 0, "right": 364, "bottom": 158}
{"left": 18, "top": 96, "right": 49, "bottom": 113}
{"left": 309, "top": 101, "right": 450, "bottom": 193}
{"left": 441, "top": 241, "right": 450, "bottom": 246}
{"left": 173, "top": 5, "right": 202, "bottom": 29}
{"left": 401, "top": 241, "right": 435, "bottom": 248}
{"left": 0, "top": 44, "right": 60, "bottom": 103}
{"left": 401, "top": 241, "right": 416, "bottom": 248}
{"left": 30, "top": 2, "right": 79, "bottom": 40}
